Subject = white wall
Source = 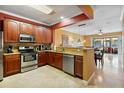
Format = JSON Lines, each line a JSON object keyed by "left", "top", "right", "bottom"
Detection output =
{"left": 121, "top": 6, "right": 124, "bottom": 71}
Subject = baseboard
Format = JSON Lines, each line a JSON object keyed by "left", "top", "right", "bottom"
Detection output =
{"left": 82, "top": 72, "right": 96, "bottom": 86}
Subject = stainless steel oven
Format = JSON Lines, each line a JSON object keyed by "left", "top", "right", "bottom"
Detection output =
{"left": 19, "top": 46, "right": 38, "bottom": 72}
{"left": 19, "top": 34, "right": 35, "bottom": 43}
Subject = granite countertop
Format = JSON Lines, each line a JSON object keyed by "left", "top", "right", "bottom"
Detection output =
{"left": 4, "top": 52, "right": 21, "bottom": 56}
{"left": 38, "top": 50, "right": 83, "bottom": 56}
{"left": 4, "top": 50, "right": 84, "bottom": 56}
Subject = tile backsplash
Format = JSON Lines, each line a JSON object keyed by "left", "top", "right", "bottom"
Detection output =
{"left": 4, "top": 43, "right": 52, "bottom": 53}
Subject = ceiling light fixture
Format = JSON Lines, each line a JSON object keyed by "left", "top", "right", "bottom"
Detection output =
{"left": 98, "top": 29, "right": 103, "bottom": 35}
{"left": 29, "top": 5, "right": 53, "bottom": 15}
{"left": 77, "top": 38, "right": 81, "bottom": 43}
{"left": 78, "top": 24, "right": 86, "bottom": 27}
{"left": 60, "top": 16, "right": 64, "bottom": 19}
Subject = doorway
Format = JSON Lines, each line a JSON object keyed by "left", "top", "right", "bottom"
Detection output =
{"left": 93, "top": 37, "right": 119, "bottom": 54}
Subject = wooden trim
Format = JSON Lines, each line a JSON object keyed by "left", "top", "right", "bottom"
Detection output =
{"left": 78, "top": 5, "right": 94, "bottom": 19}
{"left": 51, "top": 13, "right": 89, "bottom": 29}
{"left": 0, "top": 13, "right": 5, "bottom": 20}
{"left": 0, "top": 12, "right": 49, "bottom": 28}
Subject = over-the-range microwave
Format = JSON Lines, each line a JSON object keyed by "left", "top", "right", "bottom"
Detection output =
{"left": 19, "top": 34, "right": 35, "bottom": 43}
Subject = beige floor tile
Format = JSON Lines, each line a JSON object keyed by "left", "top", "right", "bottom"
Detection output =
{"left": 0, "top": 65, "right": 86, "bottom": 88}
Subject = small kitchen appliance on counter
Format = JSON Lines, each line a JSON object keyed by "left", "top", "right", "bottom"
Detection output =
{"left": 6, "top": 45, "right": 13, "bottom": 53}
{"left": 38, "top": 44, "right": 51, "bottom": 50}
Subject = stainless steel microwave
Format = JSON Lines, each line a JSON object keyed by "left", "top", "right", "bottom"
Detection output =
{"left": 19, "top": 34, "right": 35, "bottom": 43}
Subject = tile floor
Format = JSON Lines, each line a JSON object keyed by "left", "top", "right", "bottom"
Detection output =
{"left": 0, "top": 65, "right": 86, "bottom": 88}
{"left": 0, "top": 54, "right": 124, "bottom": 88}
{"left": 88, "top": 54, "right": 124, "bottom": 88}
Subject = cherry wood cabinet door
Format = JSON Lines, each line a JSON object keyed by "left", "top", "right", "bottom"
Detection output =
{"left": 43, "top": 28, "right": 52, "bottom": 43}
{"left": 20, "top": 22, "right": 34, "bottom": 35}
{"left": 54, "top": 53, "right": 63, "bottom": 70}
{"left": 35, "top": 26, "right": 45, "bottom": 44}
{"left": 47, "top": 52, "right": 55, "bottom": 66}
{"left": 38, "top": 52, "right": 47, "bottom": 66}
{"left": 35, "top": 26, "right": 52, "bottom": 44}
{"left": 3, "top": 54, "right": 21, "bottom": 77}
{"left": 74, "top": 55, "right": 83, "bottom": 78}
{"left": 4, "top": 19, "right": 20, "bottom": 43}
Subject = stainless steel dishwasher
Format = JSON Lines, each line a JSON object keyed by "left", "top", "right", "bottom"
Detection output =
{"left": 63, "top": 54, "right": 74, "bottom": 75}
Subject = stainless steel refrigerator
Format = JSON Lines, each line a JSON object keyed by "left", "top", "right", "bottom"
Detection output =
{"left": 0, "top": 31, "right": 3, "bottom": 81}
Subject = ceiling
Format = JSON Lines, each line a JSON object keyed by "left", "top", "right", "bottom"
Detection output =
{"left": 0, "top": 5, "right": 83, "bottom": 25}
{"left": 0, "top": 5, "right": 123, "bottom": 35}
{"left": 62, "top": 5, "right": 123, "bottom": 35}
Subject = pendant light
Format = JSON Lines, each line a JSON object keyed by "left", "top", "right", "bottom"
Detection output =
{"left": 77, "top": 38, "right": 81, "bottom": 42}
{"left": 98, "top": 29, "right": 103, "bottom": 35}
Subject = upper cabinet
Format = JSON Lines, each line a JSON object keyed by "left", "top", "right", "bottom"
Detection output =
{"left": 4, "top": 19, "right": 52, "bottom": 44}
{"left": 35, "top": 26, "right": 52, "bottom": 44}
{"left": 19, "top": 22, "right": 35, "bottom": 35}
{"left": 35, "top": 26, "right": 45, "bottom": 44}
{"left": 4, "top": 19, "right": 20, "bottom": 43}
{"left": 43, "top": 27, "right": 52, "bottom": 43}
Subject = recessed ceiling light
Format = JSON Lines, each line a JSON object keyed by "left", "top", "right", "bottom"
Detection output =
{"left": 78, "top": 24, "right": 86, "bottom": 27}
{"left": 60, "top": 16, "right": 64, "bottom": 19}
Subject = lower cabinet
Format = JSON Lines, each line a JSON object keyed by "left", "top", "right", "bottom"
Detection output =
{"left": 47, "top": 52, "right": 63, "bottom": 70}
{"left": 74, "top": 55, "right": 83, "bottom": 78}
{"left": 3, "top": 52, "right": 83, "bottom": 79}
{"left": 38, "top": 52, "right": 47, "bottom": 66}
{"left": 54, "top": 53, "right": 63, "bottom": 70}
{"left": 3, "top": 54, "right": 21, "bottom": 77}
{"left": 47, "top": 52, "right": 55, "bottom": 66}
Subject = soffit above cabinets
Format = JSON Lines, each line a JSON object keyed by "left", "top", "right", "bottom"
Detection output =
{"left": 0, "top": 5, "right": 83, "bottom": 26}
{"left": 62, "top": 5, "right": 123, "bottom": 35}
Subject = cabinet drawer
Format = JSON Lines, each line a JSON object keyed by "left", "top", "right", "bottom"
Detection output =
{"left": 4, "top": 54, "right": 20, "bottom": 59}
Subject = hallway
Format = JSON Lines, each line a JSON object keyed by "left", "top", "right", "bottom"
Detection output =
{"left": 88, "top": 54, "right": 124, "bottom": 87}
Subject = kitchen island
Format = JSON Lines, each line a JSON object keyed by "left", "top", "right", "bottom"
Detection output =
{"left": 50, "top": 47, "right": 96, "bottom": 81}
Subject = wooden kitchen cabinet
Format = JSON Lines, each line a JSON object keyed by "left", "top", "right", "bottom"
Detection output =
{"left": 35, "top": 26, "right": 52, "bottom": 44}
{"left": 43, "top": 27, "right": 52, "bottom": 43}
{"left": 35, "top": 26, "right": 45, "bottom": 44}
{"left": 54, "top": 53, "right": 63, "bottom": 70}
{"left": 38, "top": 52, "right": 47, "bottom": 66}
{"left": 3, "top": 54, "right": 21, "bottom": 77}
{"left": 47, "top": 52, "right": 55, "bottom": 66}
{"left": 4, "top": 19, "right": 20, "bottom": 43}
{"left": 74, "top": 55, "right": 83, "bottom": 78}
{"left": 20, "top": 22, "right": 35, "bottom": 35}
{"left": 47, "top": 52, "right": 63, "bottom": 69}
